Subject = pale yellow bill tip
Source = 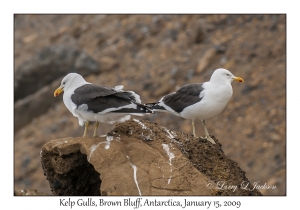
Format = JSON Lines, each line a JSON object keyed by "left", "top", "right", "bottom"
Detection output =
{"left": 54, "top": 87, "right": 63, "bottom": 97}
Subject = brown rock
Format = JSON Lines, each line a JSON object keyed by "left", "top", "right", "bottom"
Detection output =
{"left": 41, "top": 138, "right": 212, "bottom": 195}
{"left": 41, "top": 119, "right": 261, "bottom": 196}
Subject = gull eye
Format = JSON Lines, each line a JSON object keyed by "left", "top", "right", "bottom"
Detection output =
{"left": 226, "top": 74, "right": 230, "bottom": 76}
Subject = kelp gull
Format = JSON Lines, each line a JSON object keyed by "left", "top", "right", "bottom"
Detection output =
{"left": 54, "top": 73, "right": 153, "bottom": 137}
{"left": 146, "top": 68, "right": 244, "bottom": 144}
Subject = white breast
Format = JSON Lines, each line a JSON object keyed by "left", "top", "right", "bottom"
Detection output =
{"left": 63, "top": 89, "right": 77, "bottom": 117}
{"left": 180, "top": 82, "right": 233, "bottom": 120}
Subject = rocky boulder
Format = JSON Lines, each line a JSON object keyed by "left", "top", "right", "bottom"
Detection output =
{"left": 41, "top": 119, "right": 262, "bottom": 196}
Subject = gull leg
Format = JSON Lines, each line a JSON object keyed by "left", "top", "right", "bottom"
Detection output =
{"left": 83, "top": 121, "right": 89, "bottom": 137}
{"left": 192, "top": 120, "right": 197, "bottom": 137}
{"left": 93, "top": 122, "right": 99, "bottom": 137}
{"left": 201, "top": 120, "right": 216, "bottom": 144}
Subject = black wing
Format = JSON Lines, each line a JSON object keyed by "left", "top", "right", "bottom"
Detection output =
{"left": 71, "top": 84, "right": 116, "bottom": 103}
{"left": 71, "top": 84, "right": 152, "bottom": 113}
{"left": 162, "top": 83, "right": 204, "bottom": 113}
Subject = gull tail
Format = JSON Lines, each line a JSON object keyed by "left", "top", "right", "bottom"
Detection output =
{"left": 144, "top": 102, "right": 167, "bottom": 112}
{"left": 112, "top": 103, "right": 154, "bottom": 115}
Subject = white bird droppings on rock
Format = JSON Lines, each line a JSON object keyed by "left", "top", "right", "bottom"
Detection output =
{"left": 126, "top": 156, "right": 142, "bottom": 196}
{"left": 162, "top": 143, "right": 175, "bottom": 184}
{"left": 133, "top": 118, "right": 148, "bottom": 130}
{"left": 163, "top": 127, "right": 175, "bottom": 139}
{"left": 105, "top": 135, "right": 114, "bottom": 149}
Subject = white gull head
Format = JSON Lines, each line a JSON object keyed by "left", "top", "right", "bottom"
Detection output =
{"left": 210, "top": 68, "right": 244, "bottom": 85}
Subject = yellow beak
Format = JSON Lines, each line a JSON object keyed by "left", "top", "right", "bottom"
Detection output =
{"left": 54, "top": 87, "right": 63, "bottom": 97}
{"left": 233, "top": 77, "right": 244, "bottom": 83}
